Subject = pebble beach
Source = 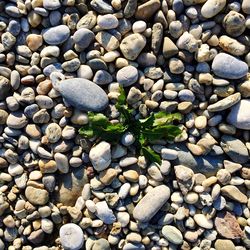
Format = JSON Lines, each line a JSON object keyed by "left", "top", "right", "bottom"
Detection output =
{"left": 0, "top": 0, "right": 250, "bottom": 249}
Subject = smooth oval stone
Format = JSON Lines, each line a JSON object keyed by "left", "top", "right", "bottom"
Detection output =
{"left": 212, "top": 53, "right": 248, "bottom": 79}
{"left": 162, "top": 225, "right": 183, "bottom": 245}
{"left": 133, "top": 185, "right": 170, "bottom": 223}
{"left": 59, "top": 223, "right": 84, "bottom": 250}
{"left": 43, "top": 25, "right": 70, "bottom": 45}
{"left": 59, "top": 78, "right": 108, "bottom": 112}
{"left": 227, "top": 100, "right": 250, "bottom": 130}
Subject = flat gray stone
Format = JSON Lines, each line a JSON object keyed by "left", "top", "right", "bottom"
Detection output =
{"left": 227, "top": 99, "right": 250, "bottom": 130}
{"left": 168, "top": 143, "right": 224, "bottom": 176}
{"left": 212, "top": 53, "right": 248, "bottom": 79}
{"left": 59, "top": 78, "right": 108, "bottom": 112}
{"left": 220, "top": 135, "right": 249, "bottom": 164}
{"left": 133, "top": 185, "right": 170, "bottom": 223}
{"left": 43, "top": 25, "right": 70, "bottom": 45}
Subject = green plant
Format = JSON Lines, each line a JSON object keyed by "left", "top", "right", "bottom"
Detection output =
{"left": 79, "top": 87, "right": 182, "bottom": 165}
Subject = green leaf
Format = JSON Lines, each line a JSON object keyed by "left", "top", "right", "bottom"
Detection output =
{"left": 141, "top": 146, "right": 161, "bottom": 165}
{"left": 139, "top": 113, "right": 155, "bottom": 128}
{"left": 153, "top": 112, "right": 182, "bottom": 127}
{"left": 88, "top": 112, "right": 109, "bottom": 127}
{"left": 116, "top": 86, "right": 126, "bottom": 106}
{"left": 142, "top": 125, "right": 182, "bottom": 141}
{"left": 78, "top": 126, "right": 94, "bottom": 138}
{"left": 103, "top": 123, "right": 128, "bottom": 133}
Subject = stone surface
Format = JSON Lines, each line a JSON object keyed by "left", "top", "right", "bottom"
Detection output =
{"left": 135, "top": 0, "right": 161, "bottom": 20}
{"left": 162, "top": 225, "right": 183, "bottom": 245}
{"left": 212, "top": 53, "right": 248, "bottom": 79}
{"left": 215, "top": 212, "right": 244, "bottom": 239}
{"left": 194, "top": 214, "right": 213, "bottom": 229}
{"left": 59, "top": 223, "right": 84, "bottom": 250}
{"left": 73, "top": 28, "right": 95, "bottom": 49}
{"left": 6, "top": 112, "right": 28, "bottom": 129}
{"left": 201, "top": 0, "right": 226, "bottom": 18}
{"left": 43, "top": 25, "right": 70, "bottom": 45}
{"left": 55, "top": 167, "right": 88, "bottom": 206}
{"left": 221, "top": 185, "right": 248, "bottom": 203}
{"left": 214, "top": 239, "right": 235, "bottom": 250}
{"left": 95, "top": 31, "right": 119, "bottom": 51}
{"left": 25, "top": 186, "right": 49, "bottom": 205}
{"left": 120, "top": 34, "right": 146, "bottom": 60}
{"left": 168, "top": 143, "right": 224, "bottom": 176}
{"left": 227, "top": 100, "right": 250, "bottom": 130}
{"left": 220, "top": 135, "right": 249, "bottom": 164}
{"left": 116, "top": 66, "right": 138, "bottom": 87}
{"left": 58, "top": 78, "right": 109, "bottom": 112}
{"left": 95, "top": 201, "right": 116, "bottom": 224}
{"left": 89, "top": 141, "right": 111, "bottom": 171}
{"left": 133, "top": 185, "right": 170, "bottom": 222}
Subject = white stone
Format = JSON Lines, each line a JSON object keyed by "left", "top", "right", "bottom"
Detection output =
{"left": 95, "top": 201, "right": 116, "bottom": 224}
{"left": 59, "top": 223, "right": 84, "bottom": 250}
{"left": 89, "top": 141, "right": 111, "bottom": 171}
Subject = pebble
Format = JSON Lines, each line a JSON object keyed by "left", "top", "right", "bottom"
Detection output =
{"left": 221, "top": 185, "right": 248, "bottom": 203}
{"left": 58, "top": 78, "right": 109, "bottom": 112}
{"left": 43, "top": 25, "right": 70, "bottom": 45}
{"left": 95, "top": 201, "right": 116, "bottom": 224}
{"left": 89, "top": 141, "right": 111, "bottom": 171}
{"left": 135, "top": 0, "right": 161, "bottom": 20}
{"left": 220, "top": 135, "right": 249, "bottom": 164}
{"left": 73, "top": 28, "right": 95, "bottom": 50}
{"left": 242, "top": 0, "right": 250, "bottom": 14}
{"left": 162, "top": 225, "right": 183, "bottom": 245}
{"left": 92, "top": 239, "right": 110, "bottom": 250}
{"left": 95, "top": 31, "right": 119, "bottom": 51}
{"left": 120, "top": 34, "right": 146, "bottom": 60}
{"left": 6, "top": 112, "right": 28, "bottom": 129}
{"left": 43, "top": 0, "right": 61, "bottom": 10}
{"left": 227, "top": 100, "right": 250, "bottom": 130}
{"left": 215, "top": 239, "right": 235, "bottom": 250}
{"left": 133, "top": 185, "right": 170, "bottom": 222}
{"left": 194, "top": 214, "right": 213, "bottom": 229}
{"left": 59, "top": 223, "right": 84, "bottom": 250}
{"left": 201, "top": 0, "right": 226, "bottom": 18}
{"left": 212, "top": 53, "right": 248, "bottom": 79}
{"left": 215, "top": 211, "right": 244, "bottom": 239}
{"left": 116, "top": 66, "right": 138, "bottom": 87}
{"left": 25, "top": 186, "right": 49, "bottom": 205}
{"left": 97, "top": 14, "right": 118, "bottom": 29}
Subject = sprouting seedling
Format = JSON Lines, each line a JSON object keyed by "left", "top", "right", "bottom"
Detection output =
{"left": 79, "top": 87, "right": 182, "bottom": 165}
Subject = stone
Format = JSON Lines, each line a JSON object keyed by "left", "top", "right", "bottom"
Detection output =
{"left": 177, "top": 32, "right": 198, "bottom": 53}
{"left": 242, "top": 0, "right": 250, "bottom": 14}
{"left": 207, "top": 93, "right": 241, "bottom": 112}
{"left": 77, "top": 12, "right": 97, "bottom": 30}
{"left": 133, "top": 185, "right": 170, "bottom": 222}
{"left": 116, "top": 66, "right": 138, "bottom": 87}
{"left": 212, "top": 53, "right": 248, "bottom": 79}
{"left": 214, "top": 239, "right": 235, "bottom": 250}
{"left": 95, "top": 31, "right": 119, "bottom": 51}
{"left": 6, "top": 112, "right": 28, "bottom": 129}
{"left": 215, "top": 212, "right": 244, "bottom": 239}
{"left": 97, "top": 14, "right": 118, "bottom": 29}
{"left": 92, "top": 239, "right": 110, "bottom": 250}
{"left": 168, "top": 143, "right": 224, "bottom": 176}
{"left": 183, "top": 0, "right": 206, "bottom": 5}
{"left": 0, "top": 109, "right": 8, "bottom": 124}
{"left": 89, "top": 141, "right": 111, "bottom": 171}
{"left": 124, "top": 0, "right": 137, "bottom": 18}
{"left": 58, "top": 78, "right": 109, "bottom": 112}
{"left": 99, "top": 168, "right": 117, "bottom": 185}
{"left": 43, "top": 0, "right": 61, "bottom": 10}
{"left": 120, "top": 34, "right": 146, "bottom": 60}
{"left": 194, "top": 214, "right": 213, "bottom": 229}
{"left": 0, "top": 76, "right": 10, "bottom": 101}
{"left": 201, "top": 0, "right": 226, "bottom": 18}
{"left": 223, "top": 11, "right": 245, "bottom": 37}
{"left": 45, "top": 123, "right": 62, "bottom": 143}
{"left": 73, "top": 28, "right": 95, "bottom": 50}
{"left": 175, "top": 165, "right": 194, "bottom": 195}
{"left": 90, "top": 0, "right": 113, "bottom": 14}
{"left": 43, "top": 25, "right": 70, "bottom": 45}
{"left": 60, "top": 223, "right": 84, "bottom": 250}
{"left": 162, "top": 37, "right": 178, "bottom": 58}
{"left": 221, "top": 185, "right": 248, "bottom": 203}
{"left": 95, "top": 201, "right": 116, "bottom": 224}
{"left": 227, "top": 100, "right": 250, "bottom": 130}
{"left": 55, "top": 167, "right": 88, "bottom": 206}
{"left": 25, "top": 186, "right": 49, "bottom": 205}
{"left": 135, "top": 0, "right": 161, "bottom": 20}
{"left": 162, "top": 225, "right": 183, "bottom": 245}
{"left": 219, "top": 36, "right": 246, "bottom": 56}
{"left": 93, "top": 70, "right": 113, "bottom": 85}
{"left": 220, "top": 135, "right": 249, "bottom": 164}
